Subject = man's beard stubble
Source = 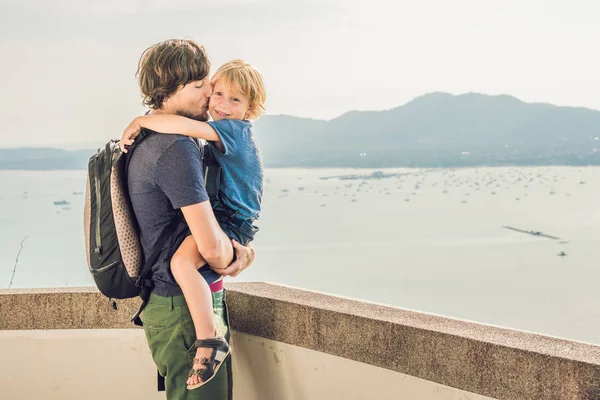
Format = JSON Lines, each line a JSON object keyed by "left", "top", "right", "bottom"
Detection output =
{"left": 177, "top": 108, "right": 210, "bottom": 122}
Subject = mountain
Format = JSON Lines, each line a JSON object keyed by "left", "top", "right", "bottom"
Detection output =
{"left": 2, "top": 92, "right": 600, "bottom": 169}
{"left": 0, "top": 148, "right": 92, "bottom": 170}
{"left": 253, "top": 92, "right": 600, "bottom": 167}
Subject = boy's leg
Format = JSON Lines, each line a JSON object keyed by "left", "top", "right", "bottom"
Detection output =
{"left": 171, "top": 235, "right": 220, "bottom": 388}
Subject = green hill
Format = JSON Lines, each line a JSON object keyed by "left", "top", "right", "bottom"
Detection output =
{"left": 252, "top": 92, "right": 600, "bottom": 167}
{"left": 2, "top": 92, "right": 599, "bottom": 169}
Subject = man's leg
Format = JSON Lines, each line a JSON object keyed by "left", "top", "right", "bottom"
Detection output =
{"left": 213, "top": 289, "right": 233, "bottom": 400}
{"left": 144, "top": 293, "right": 230, "bottom": 400}
{"left": 179, "top": 288, "right": 231, "bottom": 399}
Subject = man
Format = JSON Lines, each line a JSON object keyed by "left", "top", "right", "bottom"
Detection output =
{"left": 127, "top": 39, "right": 255, "bottom": 400}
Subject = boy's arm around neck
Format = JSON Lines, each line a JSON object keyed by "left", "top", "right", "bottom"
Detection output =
{"left": 137, "top": 114, "right": 221, "bottom": 142}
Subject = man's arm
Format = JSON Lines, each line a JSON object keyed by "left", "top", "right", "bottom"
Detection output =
{"left": 181, "top": 201, "right": 233, "bottom": 270}
{"left": 155, "top": 139, "right": 254, "bottom": 273}
{"left": 181, "top": 203, "right": 256, "bottom": 274}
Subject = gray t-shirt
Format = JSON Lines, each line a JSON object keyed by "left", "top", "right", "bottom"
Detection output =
{"left": 127, "top": 131, "right": 216, "bottom": 297}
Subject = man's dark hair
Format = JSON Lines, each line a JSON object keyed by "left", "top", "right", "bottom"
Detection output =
{"left": 136, "top": 39, "right": 211, "bottom": 109}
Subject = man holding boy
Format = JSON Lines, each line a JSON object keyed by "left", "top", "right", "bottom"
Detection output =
{"left": 127, "top": 38, "right": 255, "bottom": 400}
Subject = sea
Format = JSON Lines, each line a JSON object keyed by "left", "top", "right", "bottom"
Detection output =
{"left": 1, "top": 166, "right": 599, "bottom": 345}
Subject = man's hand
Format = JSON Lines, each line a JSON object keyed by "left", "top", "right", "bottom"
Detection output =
{"left": 120, "top": 118, "right": 143, "bottom": 153}
{"left": 215, "top": 239, "right": 255, "bottom": 278}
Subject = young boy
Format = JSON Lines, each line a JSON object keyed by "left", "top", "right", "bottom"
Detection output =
{"left": 121, "top": 59, "right": 266, "bottom": 390}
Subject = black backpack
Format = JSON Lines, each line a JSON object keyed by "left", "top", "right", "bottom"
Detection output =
{"left": 84, "top": 131, "right": 220, "bottom": 325}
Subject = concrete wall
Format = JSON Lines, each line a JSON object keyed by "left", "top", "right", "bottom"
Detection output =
{"left": 2, "top": 283, "right": 600, "bottom": 399}
{"left": 0, "top": 329, "right": 163, "bottom": 400}
{"left": 0, "top": 329, "right": 491, "bottom": 400}
{"left": 232, "top": 331, "right": 492, "bottom": 400}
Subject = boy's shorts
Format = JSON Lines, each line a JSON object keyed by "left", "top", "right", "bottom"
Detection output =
{"left": 213, "top": 206, "right": 259, "bottom": 246}
{"left": 219, "top": 217, "right": 259, "bottom": 246}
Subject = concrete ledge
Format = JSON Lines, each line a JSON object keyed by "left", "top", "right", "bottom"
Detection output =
{"left": 225, "top": 282, "right": 600, "bottom": 400}
{"left": 2, "top": 283, "right": 600, "bottom": 399}
{"left": 0, "top": 287, "right": 141, "bottom": 329}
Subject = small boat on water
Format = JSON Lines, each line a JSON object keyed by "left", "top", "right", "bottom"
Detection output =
{"left": 53, "top": 200, "right": 70, "bottom": 206}
{"left": 501, "top": 226, "right": 561, "bottom": 240}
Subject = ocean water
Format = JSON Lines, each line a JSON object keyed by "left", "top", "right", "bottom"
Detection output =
{"left": 1, "top": 166, "right": 599, "bottom": 344}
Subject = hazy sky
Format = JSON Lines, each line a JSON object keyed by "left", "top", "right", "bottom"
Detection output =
{"left": 1, "top": 0, "right": 599, "bottom": 147}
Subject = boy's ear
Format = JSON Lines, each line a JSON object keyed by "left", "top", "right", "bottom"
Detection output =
{"left": 245, "top": 106, "right": 256, "bottom": 119}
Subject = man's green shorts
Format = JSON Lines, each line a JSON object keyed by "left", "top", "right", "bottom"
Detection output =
{"left": 142, "top": 289, "right": 232, "bottom": 400}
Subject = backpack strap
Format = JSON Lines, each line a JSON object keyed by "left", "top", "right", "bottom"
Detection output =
{"left": 192, "top": 139, "right": 221, "bottom": 204}
{"left": 157, "top": 370, "right": 166, "bottom": 392}
{"left": 203, "top": 146, "right": 221, "bottom": 204}
{"left": 124, "top": 128, "right": 152, "bottom": 176}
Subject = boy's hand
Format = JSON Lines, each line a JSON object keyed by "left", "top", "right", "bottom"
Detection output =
{"left": 217, "top": 240, "right": 255, "bottom": 278}
{"left": 120, "top": 118, "right": 142, "bottom": 153}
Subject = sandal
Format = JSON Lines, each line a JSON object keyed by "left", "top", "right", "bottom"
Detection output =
{"left": 186, "top": 336, "right": 231, "bottom": 390}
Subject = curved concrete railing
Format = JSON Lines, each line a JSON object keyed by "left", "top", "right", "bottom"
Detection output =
{"left": 1, "top": 283, "right": 600, "bottom": 399}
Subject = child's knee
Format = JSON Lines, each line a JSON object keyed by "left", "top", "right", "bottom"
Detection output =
{"left": 170, "top": 252, "right": 190, "bottom": 273}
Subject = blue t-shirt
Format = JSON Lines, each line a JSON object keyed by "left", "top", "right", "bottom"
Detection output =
{"left": 127, "top": 132, "right": 221, "bottom": 296}
{"left": 206, "top": 119, "right": 263, "bottom": 221}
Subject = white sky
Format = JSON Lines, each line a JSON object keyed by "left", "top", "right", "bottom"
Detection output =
{"left": 0, "top": 0, "right": 599, "bottom": 147}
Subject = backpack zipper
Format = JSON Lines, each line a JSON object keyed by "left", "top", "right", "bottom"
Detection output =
{"left": 94, "top": 152, "right": 103, "bottom": 258}
{"left": 90, "top": 260, "right": 117, "bottom": 273}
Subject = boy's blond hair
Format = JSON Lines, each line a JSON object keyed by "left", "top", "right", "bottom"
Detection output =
{"left": 211, "top": 59, "right": 266, "bottom": 120}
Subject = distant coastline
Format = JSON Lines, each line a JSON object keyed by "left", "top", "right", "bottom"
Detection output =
{"left": 2, "top": 92, "right": 600, "bottom": 170}
{"left": 1, "top": 152, "right": 598, "bottom": 171}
